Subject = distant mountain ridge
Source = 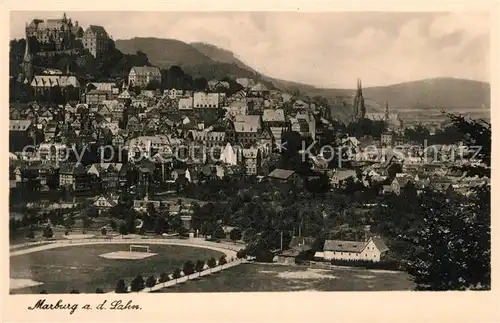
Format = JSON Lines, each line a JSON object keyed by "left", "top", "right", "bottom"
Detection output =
{"left": 115, "top": 37, "right": 490, "bottom": 121}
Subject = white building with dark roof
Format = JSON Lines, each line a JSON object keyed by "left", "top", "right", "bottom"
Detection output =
{"left": 128, "top": 66, "right": 162, "bottom": 88}
{"left": 316, "top": 237, "right": 389, "bottom": 262}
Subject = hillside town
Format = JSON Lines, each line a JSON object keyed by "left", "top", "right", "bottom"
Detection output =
{"left": 9, "top": 13, "right": 491, "bottom": 293}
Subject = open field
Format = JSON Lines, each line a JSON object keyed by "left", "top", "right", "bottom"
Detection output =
{"left": 157, "top": 263, "right": 415, "bottom": 292}
{"left": 10, "top": 244, "right": 224, "bottom": 294}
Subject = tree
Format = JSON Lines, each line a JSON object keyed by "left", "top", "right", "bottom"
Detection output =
{"left": 86, "top": 206, "right": 99, "bottom": 218}
{"left": 145, "top": 275, "right": 157, "bottom": 288}
{"left": 81, "top": 215, "right": 93, "bottom": 230}
{"left": 118, "top": 222, "right": 128, "bottom": 235}
{"left": 172, "top": 268, "right": 181, "bottom": 280}
{"left": 219, "top": 255, "right": 227, "bottom": 266}
{"left": 236, "top": 249, "right": 247, "bottom": 259}
{"left": 154, "top": 216, "right": 166, "bottom": 235}
{"left": 109, "top": 219, "right": 118, "bottom": 231}
{"left": 64, "top": 214, "right": 75, "bottom": 229}
{"left": 42, "top": 226, "right": 53, "bottom": 238}
{"left": 115, "top": 279, "right": 127, "bottom": 293}
{"left": 213, "top": 225, "right": 226, "bottom": 239}
{"left": 130, "top": 275, "right": 145, "bottom": 292}
{"left": 26, "top": 227, "right": 35, "bottom": 239}
{"left": 169, "top": 214, "right": 183, "bottom": 232}
{"left": 229, "top": 228, "right": 242, "bottom": 242}
{"left": 242, "top": 228, "right": 257, "bottom": 243}
{"left": 207, "top": 257, "right": 217, "bottom": 268}
{"left": 159, "top": 272, "right": 170, "bottom": 283}
{"left": 402, "top": 114, "right": 491, "bottom": 290}
{"left": 101, "top": 227, "right": 107, "bottom": 236}
{"left": 195, "top": 260, "right": 205, "bottom": 272}
{"left": 95, "top": 288, "right": 104, "bottom": 293}
{"left": 183, "top": 261, "right": 195, "bottom": 275}
{"left": 193, "top": 77, "right": 208, "bottom": 91}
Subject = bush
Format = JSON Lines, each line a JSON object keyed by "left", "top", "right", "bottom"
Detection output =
{"left": 115, "top": 279, "right": 127, "bottom": 293}
{"left": 145, "top": 275, "right": 157, "bottom": 288}
{"left": 69, "top": 289, "right": 79, "bottom": 294}
{"left": 118, "top": 223, "right": 128, "bottom": 235}
{"left": 26, "top": 229, "right": 35, "bottom": 239}
{"left": 159, "top": 272, "right": 170, "bottom": 283}
{"left": 95, "top": 288, "right": 104, "bottom": 293}
{"left": 207, "top": 257, "right": 217, "bottom": 268}
{"left": 65, "top": 230, "right": 69, "bottom": 236}
{"left": 101, "top": 227, "right": 107, "bottom": 236}
{"left": 219, "top": 255, "right": 227, "bottom": 266}
{"left": 110, "top": 219, "right": 117, "bottom": 230}
{"left": 254, "top": 249, "right": 274, "bottom": 263}
{"left": 183, "top": 261, "right": 195, "bottom": 275}
{"left": 230, "top": 228, "right": 242, "bottom": 241}
{"left": 236, "top": 249, "right": 247, "bottom": 259}
{"left": 172, "top": 268, "right": 181, "bottom": 279}
{"left": 42, "top": 226, "right": 53, "bottom": 238}
{"left": 195, "top": 260, "right": 205, "bottom": 272}
{"left": 130, "top": 275, "right": 145, "bottom": 292}
{"left": 40, "top": 290, "right": 48, "bottom": 294}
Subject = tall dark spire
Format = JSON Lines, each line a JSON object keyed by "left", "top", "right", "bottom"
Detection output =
{"left": 352, "top": 78, "right": 366, "bottom": 121}
{"left": 22, "top": 24, "right": 34, "bottom": 84}
{"left": 385, "top": 101, "right": 389, "bottom": 120}
{"left": 24, "top": 24, "right": 31, "bottom": 61}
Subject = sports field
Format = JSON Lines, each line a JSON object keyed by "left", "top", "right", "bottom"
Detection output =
{"left": 158, "top": 263, "right": 415, "bottom": 292}
{"left": 10, "top": 244, "right": 224, "bottom": 294}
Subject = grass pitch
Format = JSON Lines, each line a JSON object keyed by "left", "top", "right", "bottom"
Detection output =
{"left": 10, "top": 244, "right": 224, "bottom": 294}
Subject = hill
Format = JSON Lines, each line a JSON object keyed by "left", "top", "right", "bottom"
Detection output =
{"left": 190, "top": 42, "right": 257, "bottom": 73}
{"left": 112, "top": 38, "right": 491, "bottom": 122}
{"left": 115, "top": 38, "right": 275, "bottom": 88}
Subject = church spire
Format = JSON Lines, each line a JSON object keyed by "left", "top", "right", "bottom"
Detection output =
{"left": 385, "top": 101, "right": 389, "bottom": 120}
{"left": 22, "top": 25, "right": 34, "bottom": 84}
{"left": 24, "top": 25, "right": 31, "bottom": 62}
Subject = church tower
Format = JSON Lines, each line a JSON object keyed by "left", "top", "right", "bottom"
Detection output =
{"left": 352, "top": 78, "right": 366, "bottom": 121}
{"left": 22, "top": 24, "right": 34, "bottom": 84}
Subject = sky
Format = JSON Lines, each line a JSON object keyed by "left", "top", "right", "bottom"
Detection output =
{"left": 10, "top": 11, "right": 490, "bottom": 88}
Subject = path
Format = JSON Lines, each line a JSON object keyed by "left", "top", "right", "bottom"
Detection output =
{"left": 10, "top": 237, "right": 243, "bottom": 259}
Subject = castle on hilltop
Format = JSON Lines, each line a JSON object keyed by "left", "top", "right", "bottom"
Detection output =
{"left": 25, "top": 12, "right": 110, "bottom": 57}
{"left": 26, "top": 12, "right": 83, "bottom": 51}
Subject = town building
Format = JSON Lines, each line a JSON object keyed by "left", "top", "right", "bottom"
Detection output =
{"left": 317, "top": 237, "right": 389, "bottom": 262}
{"left": 85, "top": 90, "right": 108, "bottom": 105}
{"left": 25, "top": 13, "right": 83, "bottom": 50}
{"left": 128, "top": 66, "right": 162, "bottom": 88}
{"left": 82, "top": 25, "right": 110, "bottom": 57}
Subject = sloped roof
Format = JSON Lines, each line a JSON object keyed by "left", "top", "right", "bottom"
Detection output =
{"left": 235, "top": 78, "right": 256, "bottom": 88}
{"left": 85, "top": 25, "right": 108, "bottom": 37}
{"left": 10, "top": 119, "right": 32, "bottom": 131}
{"left": 268, "top": 168, "right": 296, "bottom": 180}
{"left": 371, "top": 237, "right": 389, "bottom": 253}
{"left": 262, "top": 109, "right": 285, "bottom": 122}
{"left": 31, "top": 75, "right": 80, "bottom": 88}
{"left": 234, "top": 115, "right": 261, "bottom": 133}
{"left": 130, "top": 66, "right": 161, "bottom": 76}
{"left": 250, "top": 83, "right": 268, "bottom": 92}
{"left": 324, "top": 239, "right": 367, "bottom": 253}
